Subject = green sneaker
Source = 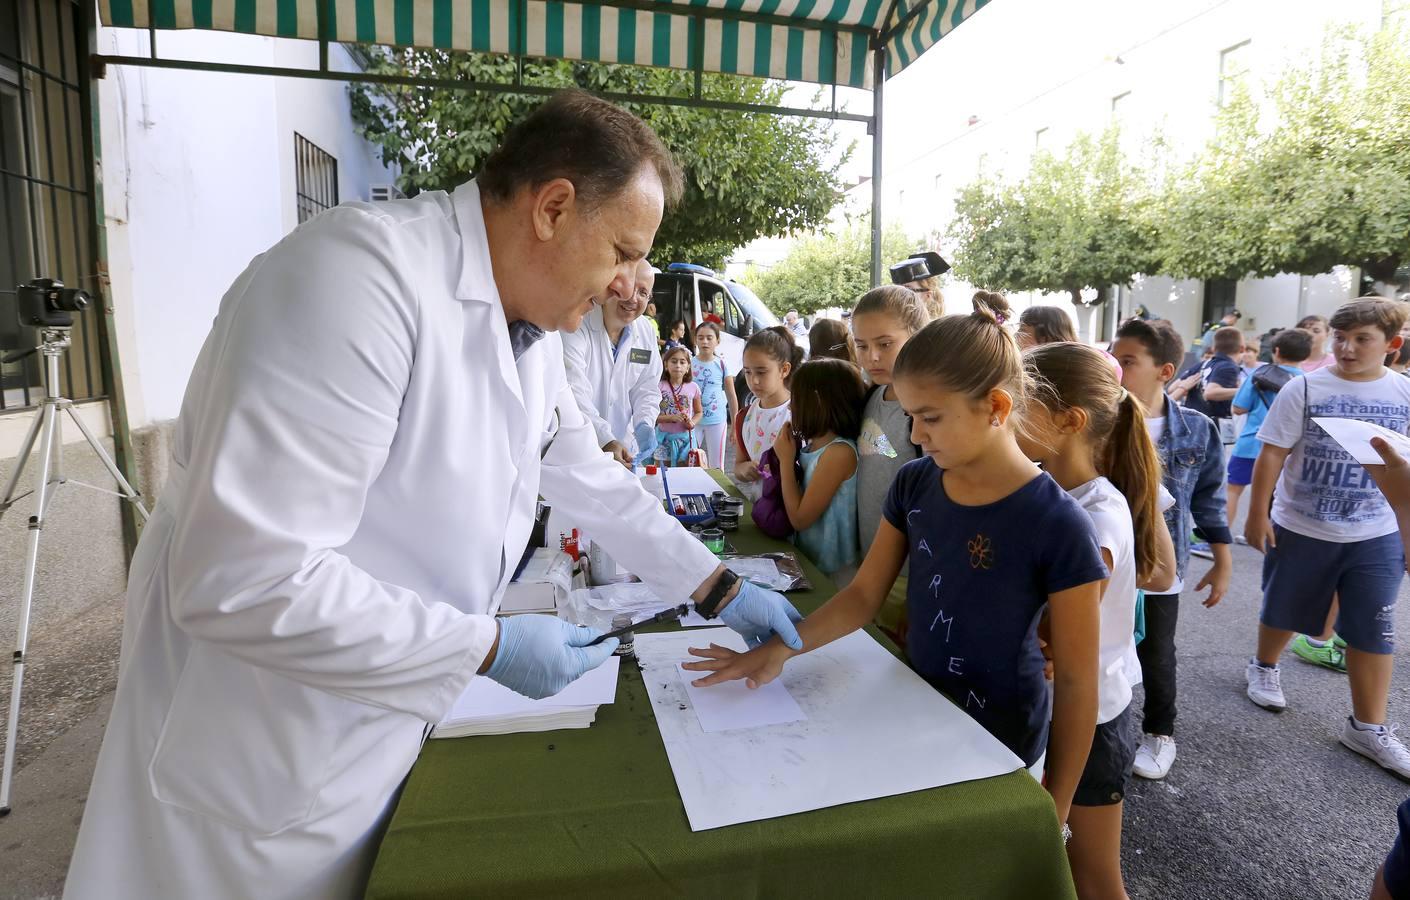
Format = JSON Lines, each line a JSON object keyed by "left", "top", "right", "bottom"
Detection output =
{"left": 1291, "top": 634, "right": 1347, "bottom": 673}
{"left": 1332, "top": 634, "right": 1348, "bottom": 651}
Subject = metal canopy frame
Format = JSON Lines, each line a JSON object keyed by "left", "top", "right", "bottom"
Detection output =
{"left": 85, "top": 0, "right": 943, "bottom": 285}
{"left": 54, "top": 0, "right": 990, "bottom": 556}
{"left": 89, "top": 46, "right": 885, "bottom": 279}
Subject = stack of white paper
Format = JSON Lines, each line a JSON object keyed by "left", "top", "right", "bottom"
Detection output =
{"left": 577, "top": 582, "right": 668, "bottom": 615}
{"left": 432, "top": 657, "right": 621, "bottom": 739}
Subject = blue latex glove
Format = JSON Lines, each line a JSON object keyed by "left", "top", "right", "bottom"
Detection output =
{"left": 633, "top": 422, "right": 658, "bottom": 466}
{"left": 717, "top": 580, "right": 804, "bottom": 650}
{"left": 484, "top": 615, "right": 619, "bottom": 700}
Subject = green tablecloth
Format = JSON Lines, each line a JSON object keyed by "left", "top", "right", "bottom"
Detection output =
{"left": 366, "top": 472, "right": 1076, "bottom": 900}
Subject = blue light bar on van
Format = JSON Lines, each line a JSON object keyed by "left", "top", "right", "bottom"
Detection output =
{"left": 666, "top": 262, "right": 717, "bottom": 277}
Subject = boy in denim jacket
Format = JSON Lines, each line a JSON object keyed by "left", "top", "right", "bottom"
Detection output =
{"left": 1111, "top": 318, "right": 1233, "bottom": 781}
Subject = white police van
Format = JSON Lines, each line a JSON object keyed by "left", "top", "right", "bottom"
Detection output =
{"left": 649, "top": 263, "right": 805, "bottom": 400}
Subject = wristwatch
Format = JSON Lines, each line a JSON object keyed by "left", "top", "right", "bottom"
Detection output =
{"left": 695, "top": 568, "right": 740, "bottom": 619}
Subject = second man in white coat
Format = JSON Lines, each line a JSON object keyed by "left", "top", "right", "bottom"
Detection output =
{"left": 562, "top": 261, "right": 663, "bottom": 466}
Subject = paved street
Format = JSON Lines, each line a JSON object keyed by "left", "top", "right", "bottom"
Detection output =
{"left": 1123, "top": 532, "right": 1410, "bottom": 900}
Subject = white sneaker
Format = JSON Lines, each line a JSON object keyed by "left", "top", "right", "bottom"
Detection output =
{"left": 1246, "top": 661, "right": 1287, "bottom": 710}
{"left": 1341, "top": 718, "right": 1410, "bottom": 781}
{"left": 1132, "top": 733, "right": 1177, "bottom": 780}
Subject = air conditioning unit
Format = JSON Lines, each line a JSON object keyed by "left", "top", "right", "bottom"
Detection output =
{"left": 369, "top": 183, "right": 405, "bottom": 202}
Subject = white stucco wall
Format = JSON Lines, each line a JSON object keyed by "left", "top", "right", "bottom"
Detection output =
{"left": 95, "top": 30, "right": 397, "bottom": 431}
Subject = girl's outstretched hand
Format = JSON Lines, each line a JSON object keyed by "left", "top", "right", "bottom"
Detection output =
{"left": 682, "top": 639, "right": 792, "bottom": 689}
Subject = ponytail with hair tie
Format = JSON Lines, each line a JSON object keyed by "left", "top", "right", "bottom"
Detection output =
{"left": 971, "top": 290, "right": 1013, "bottom": 325}
{"left": 893, "top": 291, "right": 1031, "bottom": 425}
{"left": 1025, "top": 343, "right": 1163, "bottom": 584}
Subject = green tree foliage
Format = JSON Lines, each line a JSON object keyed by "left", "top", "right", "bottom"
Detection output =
{"left": 951, "top": 25, "right": 1410, "bottom": 295}
{"left": 1156, "top": 26, "right": 1410, "bottom": 283}
{"left": 949, "top": 129, "right": 1155, "bottom": 306}
{"left": 948, "top": 175, "right": 1037, "bottom": 296}
{"left": 348, "top": 50, "right": 847, "bottom": 268}
{"left": 740, "top": 221, "right": 916, "bottom": 316}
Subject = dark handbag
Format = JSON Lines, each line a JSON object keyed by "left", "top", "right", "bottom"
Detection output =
{"left": 751, "top": 447, "right": 800, "bottom": 539}
{"left": 1250, "top": 363, "right": 1294, "bottom": 395}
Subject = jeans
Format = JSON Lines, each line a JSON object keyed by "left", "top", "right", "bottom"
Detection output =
{"left": 1136, "top": 592, "right": 1179, "bottom": 737}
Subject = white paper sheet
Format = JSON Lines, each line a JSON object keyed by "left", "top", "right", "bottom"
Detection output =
{"left": 636, "top": 628, "right": 1025, "bottom": 831}
{"left": 440, "top": 656, "right": 620, "bottom": 726}
{"left": 679, "top": 608, "right": 714, "bottom": 627}
{"left": 1312, "top": 416, "right": 1410, "bottom": 465}
{"left": 677, "top": 664, "right": 806, "bottom": 732}
{"left": 660, "top": 466, "right": 727, "bottom": 500}
{"left": 579, "top": 582, "right": 665, "bottom": 614}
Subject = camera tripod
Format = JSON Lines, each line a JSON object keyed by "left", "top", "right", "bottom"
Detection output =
{"left": 0, "top": 327, "right": 148, "bottom": 816}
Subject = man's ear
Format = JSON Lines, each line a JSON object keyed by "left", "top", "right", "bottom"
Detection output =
{"left": 1390, "top": 335, "right": 1405, "bottom": 353}
{"left": 1157, "top": 362, "right": 1177, "bottom": 383}
{"left": 530, "top": 178, "right": 576, "bottom": 242}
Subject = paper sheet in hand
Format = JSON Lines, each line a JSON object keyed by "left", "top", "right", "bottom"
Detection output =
{"left": 1312, "top": 417, "right": 1410, "bottom": 465}
{"left": 677, "top": 664, "right": 806, "bottom": 732}
{"left": 637, "top": 629, "right": 1024, "bottom": 831}
{"left": 434, "top": 656, "right": 620, "bottom": 738}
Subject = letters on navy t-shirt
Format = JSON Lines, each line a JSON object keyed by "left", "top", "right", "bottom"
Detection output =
{"left": 882, "top": 459, "right": 1109, "bottom": 766}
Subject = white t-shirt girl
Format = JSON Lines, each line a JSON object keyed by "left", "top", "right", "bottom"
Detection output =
{"left": 1067, "top": 476, "right": 1139, "bottom": 724}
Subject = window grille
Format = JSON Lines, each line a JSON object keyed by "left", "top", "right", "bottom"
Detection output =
{"left": 294, "top": 133, "right": 338, "bottom": 224}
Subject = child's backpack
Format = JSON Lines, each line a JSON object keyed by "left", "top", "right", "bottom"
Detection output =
{"left": 751, "top": 447, "right": 798, "bottom": 539}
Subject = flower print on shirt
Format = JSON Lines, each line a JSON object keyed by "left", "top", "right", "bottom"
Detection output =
{"left": 859, "top": 416, "right": 898, "bottom": 459}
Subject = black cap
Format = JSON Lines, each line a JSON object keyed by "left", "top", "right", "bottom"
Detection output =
{"left": 888, "top": 251, "right": 951, "bottom": 285}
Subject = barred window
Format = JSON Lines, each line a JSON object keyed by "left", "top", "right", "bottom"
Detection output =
{"left": 294, "top": 133, "right": 338, "bottom": 224}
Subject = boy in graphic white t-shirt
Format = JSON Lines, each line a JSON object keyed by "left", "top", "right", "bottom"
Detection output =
{"left": 1244, "top": 297, "right": 1410, "bottom": 779}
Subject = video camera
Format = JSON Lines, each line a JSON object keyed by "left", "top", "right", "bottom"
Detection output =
{"left": 889, "top": 251, "right": 951, "bottom": 286}
{"left": 1, "top": 278, "right": 90, "bottom": 351}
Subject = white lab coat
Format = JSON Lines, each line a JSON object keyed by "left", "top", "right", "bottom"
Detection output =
{"left": 561, "top": 306, "right": 661, "bottom": 455}
{"left": 64, "top": 181, "right": 720, "bottom": 900}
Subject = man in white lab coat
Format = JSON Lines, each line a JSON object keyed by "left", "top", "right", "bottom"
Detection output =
{"left": 562, "top": 262, "right": 662, "bottom": 466}
{"left": 64, "top": 90, "right": 803, "bottom": 900}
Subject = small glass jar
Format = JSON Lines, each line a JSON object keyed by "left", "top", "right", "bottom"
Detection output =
{"left": 611, "top": 613, "right": 634, "bottom": 657}
{"left": 701, "top": 528, "right": 725, "bottom": 555}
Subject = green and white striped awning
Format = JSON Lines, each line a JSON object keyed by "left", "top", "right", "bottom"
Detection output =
{"left": 99, "top": 0, "right": 990, "bottom": 89}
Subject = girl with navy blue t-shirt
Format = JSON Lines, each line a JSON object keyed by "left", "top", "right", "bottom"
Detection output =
{"left": 686, "top": 293, "right": 1107, "bottom": 834}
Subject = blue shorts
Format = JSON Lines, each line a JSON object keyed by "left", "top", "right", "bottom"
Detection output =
{"left": 1260, "top": 526, "right": 1403, "bottom": 654}
{"left": 1227, "top": 454, "right": 1255, "bottom": 486}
